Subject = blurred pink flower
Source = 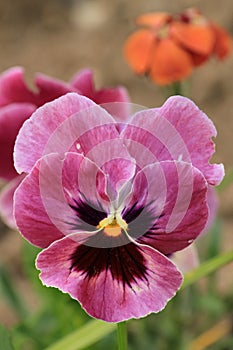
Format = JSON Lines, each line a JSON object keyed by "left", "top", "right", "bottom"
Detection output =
{"left": 13, "top": 93, "right": 223, "bottom": 322}
{"left": 0, "top": 67, "right": 129, "bottom": 227}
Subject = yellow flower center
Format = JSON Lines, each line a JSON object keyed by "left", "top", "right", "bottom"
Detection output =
{"left": 97, "top": 215, "right": 128, "bottom": 237}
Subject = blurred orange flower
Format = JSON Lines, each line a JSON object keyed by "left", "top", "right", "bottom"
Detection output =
{"left": 123, "top": 8, "right": 232, "bottom": 85}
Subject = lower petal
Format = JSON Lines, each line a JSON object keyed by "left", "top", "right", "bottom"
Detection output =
{"left": 37, "top": 235, "right": 183, "bottom": 322}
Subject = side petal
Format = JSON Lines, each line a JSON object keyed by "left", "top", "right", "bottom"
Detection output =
{"left": 14, "top": 154, "right": 69, "bottom": 248}
{"left": 125, "top": 161, "right": 208, "bottom": 255}
{"left": 149, "top": 38, "right": 193, "bottom": 85}
{"left": 0, "top": 103, "right": 36, "bottom": 180}
{"left": 14, "top": 152, "right": 109, "bottom": 248}
{"left": 123, "top": 29, "right": 155, "bottom": 75}
{"left": 121, "top": 95, "right": 224, "bottom": 186}
{"left": 36, "top": 236, "right": 183, "bottom": 322}
{"left": 0, "top": 174, "right": 25, "bottom": 228}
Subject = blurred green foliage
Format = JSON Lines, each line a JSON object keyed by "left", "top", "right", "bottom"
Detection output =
{"left": 0, "top": 223, "right": 232, "bottom": 350}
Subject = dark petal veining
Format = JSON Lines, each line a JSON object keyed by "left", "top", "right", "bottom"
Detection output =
{"left": 68, "top": 197, "right": 107, "bottom": 230}
{"left": 69, "top": 234, "right": 148, "bottom": 290}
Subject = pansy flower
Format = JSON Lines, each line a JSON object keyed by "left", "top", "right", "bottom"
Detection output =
{"left": 124, "top": 8, "right": 232, "bottom": 85}
{"left": 13, "top": 93, "right": 223, "bottom": 322}
{"left": 0, "top": 67, "right": 129, "bottom": 227}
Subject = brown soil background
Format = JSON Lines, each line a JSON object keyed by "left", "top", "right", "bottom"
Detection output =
{"left": 0, "top": 0, "right": 232, "bottom": 326}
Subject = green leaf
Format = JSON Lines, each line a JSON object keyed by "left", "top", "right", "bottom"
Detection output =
{"left": 44, "top": 319, "right": 115, "bottom": 350}
{"left": 0, "top": 324, "right": 15, "bottom": 350}
{"left": 181, "top": 249, "right": 233, "bottom": 290}
{"left": 0, "top": 265, "right": 28, "bottom": 319}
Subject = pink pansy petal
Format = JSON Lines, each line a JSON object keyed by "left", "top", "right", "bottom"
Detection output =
{"left": 14, "top": 152, "right": 110, "bottom": 248}
{"left": 0, "top": 103, "right": 36, "bottom": 180}
{"left": 62, "top": 152, "right": 110, "bottom": 219}
{"left": 14, "top": 93, "right": 97, "bottom": 173}
{"left": 14, "top": 154, "right": 69, "bottom": 248}
{"left": 121, "top": 96, "right": 224, "bottom": 186}
{"left": 36, "top": 235, "right": 183, "bottom": 322}
{"left": 130, "top": 161, "right": 208, "bottom": 255}
{"left": 0, "top": 174, "right": 25, "bottom": 228}
{"left": 172, "top": 244, "right": 199, "bottom": 274}
{"left": 84, "top": 138, "right": 135, "bottom": 200}
{"left": 159, "top": 96, "right": 224, "bottom": 185}
{"left": 0, "top": 67, "right": 35, "bottom": 106}
{"left": 14, "top": 94, "right": 134, "bottom": 191}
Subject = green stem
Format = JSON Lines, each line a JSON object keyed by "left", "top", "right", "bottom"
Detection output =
{"left": 171, "top": 81, "right": 182, "bottom": 95}
{"left": 181, "top": 249, "right": 233, "bottom": 290}
{"left": 117, "top": 321, "right": 128, "bottom": 350}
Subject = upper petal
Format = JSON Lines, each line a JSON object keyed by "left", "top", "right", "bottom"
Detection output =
{"left": 14, "top": 93, "right": 105, "bottom": 173}
{"left": 70, "top": 69, "right": 95, "bottom": 98}
{"left": 34, "top": 73, "right": 75, "bottom": 106}
{"left": 0, "top": 67, "right": 36, "bottom": 106}
{"left": 70, "top": 69, "right": 130, "bottom": 120}
{"left": 36, "top": 235, "right": 183, "bottom": 322}
{"left": 121, "top": 95, "right": 224, "bottom": 186}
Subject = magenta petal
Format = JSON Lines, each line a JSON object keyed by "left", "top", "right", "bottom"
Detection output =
{"left": 36, "top": 236, "right": 183, "bottom": 322}
{"left": 0, "top": 67, "right": 36, "bottom": 106}
{"left": 14, "top": 93, "right": 97, "bottom": 173}
{"left": 0, "top": 103, "right": 36, "bottom": 180}
{"left": 122, "top": 96, "right": 224, "bottom": 186}
{"left": 0, "top": 174, "right": 25, "bottom": 228}
{"left": 34, "top": 73, "right": 75, "bottom": 106}
{"left": 70, "top": 69, "right": 95, "bottom": 98}
{"left": 131, "top": 161, "right": 208, "bottom": 255}
{"left": 70, "top": 68, "right": 130, "bottom": 120}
